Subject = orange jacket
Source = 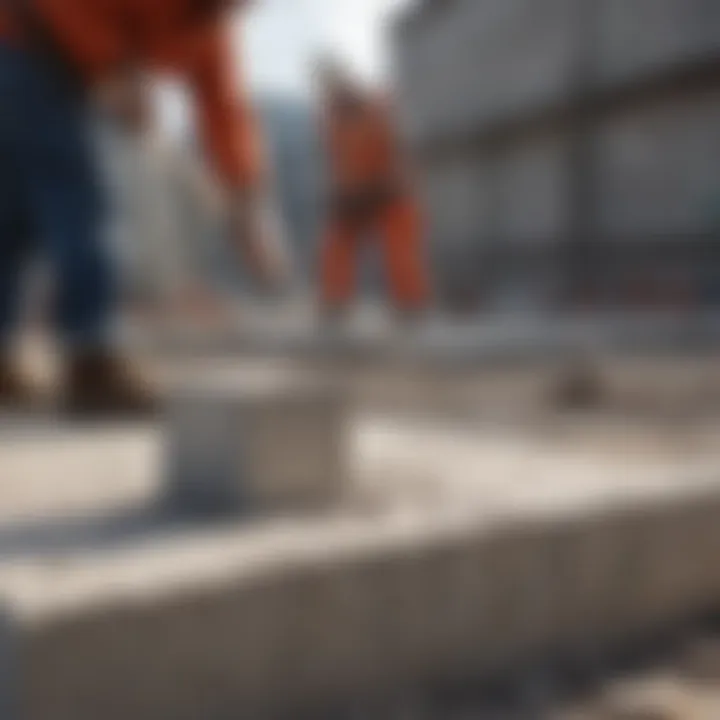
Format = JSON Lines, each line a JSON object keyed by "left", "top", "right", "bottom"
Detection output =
{"left": 0, "top": 0, "right": 262, "bottom": 189}
{"left": 323, "top": 92, "right": 404, "bottom": 194}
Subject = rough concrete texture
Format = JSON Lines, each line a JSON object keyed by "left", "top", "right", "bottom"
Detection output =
{"left": 4, "top": 478, "right": 720, "bottom": 720}
{"left": 165, "top": 367, "right": 346, "bottom": 513}
{"left": 2, "top": 378, "right": 720, "bottom": 718}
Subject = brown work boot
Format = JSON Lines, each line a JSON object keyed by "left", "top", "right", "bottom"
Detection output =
{"left": 63, "top": 349, "right": 159, "bottom": 419}
{"left": 0, "top": 355, "right": 37, "bottom": 410}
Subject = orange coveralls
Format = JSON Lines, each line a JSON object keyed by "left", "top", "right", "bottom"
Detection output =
{"left": 0, "top": 0, "right": 262, "bottom": 189}
{"left": 320, "top": 94, "right": 429, "bottom": 311}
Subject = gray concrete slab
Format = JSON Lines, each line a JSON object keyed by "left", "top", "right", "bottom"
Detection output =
{"left": 2, "top": 390, "right": 720, "bottom": 718}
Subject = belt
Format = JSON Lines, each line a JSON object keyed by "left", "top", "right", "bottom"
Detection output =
{"left": 330, "top": 182, "right": 402, "bottom": 225}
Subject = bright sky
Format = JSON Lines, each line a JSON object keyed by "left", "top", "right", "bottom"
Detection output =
{"left": 243, "top": 0, "right": 409, "bottom": 95}
{"left": 158, "top": 0, "right": 409, "bottom": 135}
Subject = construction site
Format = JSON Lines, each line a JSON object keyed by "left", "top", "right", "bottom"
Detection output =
{"left": 1, "top": 1, "right": 720, "bottom": 719}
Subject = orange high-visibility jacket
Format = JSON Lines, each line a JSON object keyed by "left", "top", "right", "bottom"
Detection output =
{"left": 0, "top": 0, "right": 262, "bottom": 189}
{"left": 323, "top": 92, "right": 404, "bottom": 194}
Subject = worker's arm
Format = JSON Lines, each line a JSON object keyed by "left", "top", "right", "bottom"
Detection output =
{"left": 188, "top": 20, "right": 290, "bottom": 289}
{"left": 189, "top": 21, "right": 263, "bottom": 190}
{"left": 36, "top": 0, "right": 127, "bottom": 82}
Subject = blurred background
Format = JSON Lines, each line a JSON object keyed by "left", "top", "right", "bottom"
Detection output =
{"left": 127, "top": 0, "right": 720, "bottom": 318}
{"left": 1, "top": 1, "right": 720, "bottom": 719}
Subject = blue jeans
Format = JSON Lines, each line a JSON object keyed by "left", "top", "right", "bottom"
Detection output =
{"left": 0, "top": 41, "right": 113, "bottom": 347}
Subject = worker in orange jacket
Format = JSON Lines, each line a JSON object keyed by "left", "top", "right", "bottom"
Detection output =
{"left": 316, "top": 59, "right": 430, "bottom": 319}
{"left": 0, "top": 0, "right": 283, "bottom": 415}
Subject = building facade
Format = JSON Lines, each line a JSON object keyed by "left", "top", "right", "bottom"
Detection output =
{"left": 394, "top": 0, "right": 720, "bottom": 311}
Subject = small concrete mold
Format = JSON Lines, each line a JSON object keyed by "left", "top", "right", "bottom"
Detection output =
{"left": 164, "top": 368, "right": 348, "bottom": 514}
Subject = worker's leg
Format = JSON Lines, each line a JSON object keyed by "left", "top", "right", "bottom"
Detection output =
{"left": 319, "top": 220, "right": 360, "bottom": 315}
{"left": 0, "top": 43, "right": 39, "bottom": 346}
{"left": 3, "top": 42, "right": 154, "bottom": 415}
{"left": 0, "top": 43, "right": 41, "bottom": 405}
{"left": 0, "top": 160, "right": 37, "bottom": 406}
{"left": 377, "top": 197, "right": 430, "bottom": 313}
{"left": 0, "top": 154, "right": 34, "bottom": 348}
{"left": 17, "top": 80, "right": 113, "bottom": 346}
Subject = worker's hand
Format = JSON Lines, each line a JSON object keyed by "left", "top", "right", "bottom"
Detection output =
{"left": 229, "top": 191, "right": 292, "bottom": 292}
{"left": 95, "top": 71, "right": 150, "bottom": 134}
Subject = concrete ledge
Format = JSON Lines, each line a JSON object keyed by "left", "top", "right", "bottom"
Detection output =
{"left": 132, "top": 312, "right": 720, "bottom": 367}
{"left": 3, "top": 472, "right": 720, "bottom": 718}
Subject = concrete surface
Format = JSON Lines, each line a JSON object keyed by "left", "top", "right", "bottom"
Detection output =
{"left": 2, "top": 372, "right": 720, "bottom": 718}
{"left": 127, "top": 307, "right": 720, "bottom": 373}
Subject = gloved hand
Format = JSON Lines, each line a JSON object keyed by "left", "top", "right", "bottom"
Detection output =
{"left": 229, "top": 190, "right": 292, "bottom": 292}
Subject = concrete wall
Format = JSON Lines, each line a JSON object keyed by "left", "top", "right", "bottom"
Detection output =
{"left": 420, "top": 160, "right": 494, "bottom": 250}
{"left": 495, "top": 135, "right": 570, "bottom": 244}
{"left": 417, "top": 158, "right": 492, "bottom": 304}
{"left": 595, "top": 0, "right": 720, "bottom": 86}
{"left": 397, "top": 0, "right": 578, "bottom": 142}
{"left": 395, "top": 0, "right": 720, "bottom": 308}
{"left": 594, "top": 88, "right": 720, "bottom": 237}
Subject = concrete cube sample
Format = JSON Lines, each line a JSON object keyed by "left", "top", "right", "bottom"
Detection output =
{"left": 165, "top": 369, "right": 347, "bottom": 513}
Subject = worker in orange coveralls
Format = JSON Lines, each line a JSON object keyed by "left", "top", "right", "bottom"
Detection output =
{"left": 316, "top": 58, "right": 430, "bottom": 320}
{"left": 0, "top": 0, "right": 285, "bottom": 415}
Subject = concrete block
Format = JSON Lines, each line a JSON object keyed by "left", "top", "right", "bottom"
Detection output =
{"left": 0, "top": 544, "right": 303, "bottom": 719}
{"left": 0, "top": 519, "right": 505, "bottom": 720}
{"left": 353, "top": 524, "right": 497, "bottom": 683}
{"left": 550, "top": 480, "right": 720, "bottom": 654}
{"left": 276, "top": 534, "right": 411, "bottom": 705}
{"left": 164, "top": 370, "right": 347, "bottom": 513}
{"left": 275, "top": 518, "right": 561, "bottom": 698}
{"left": 396, "top": 528, "right": 498, "bottom": 677}
{"left": 3, "top": 421, "right": 720, "bottom": 720}
{"left": 273, "top": 520, "right": 499, "bottom": 704}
